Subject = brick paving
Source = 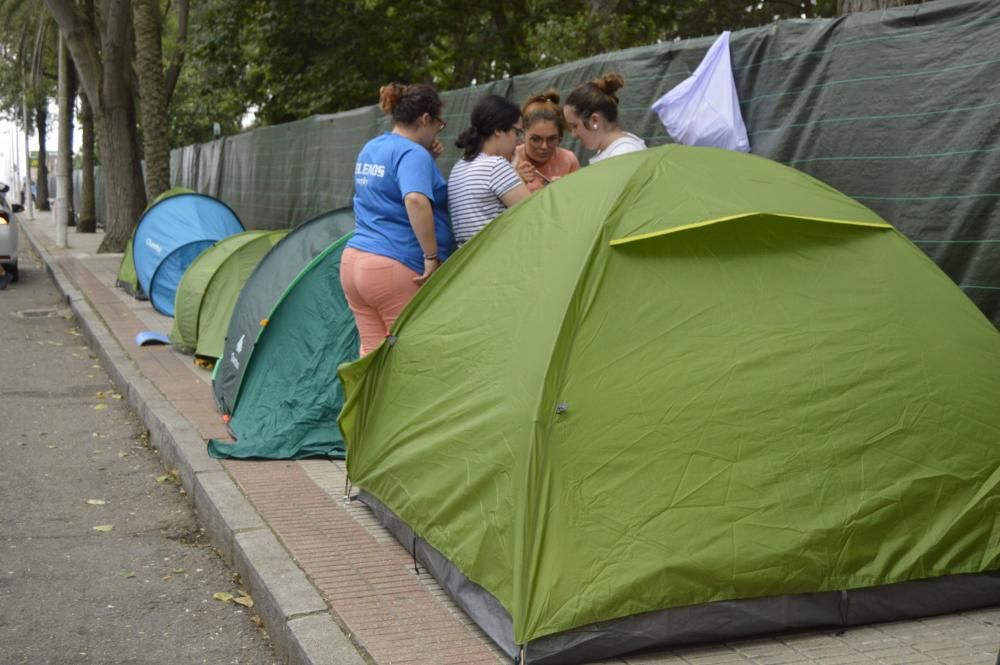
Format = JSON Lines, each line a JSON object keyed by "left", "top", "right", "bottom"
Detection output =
{"left": 22, "top": 213, "right": 1000, "bottom": 665}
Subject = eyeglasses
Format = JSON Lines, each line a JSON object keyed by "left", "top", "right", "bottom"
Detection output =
{"left": 527, "top": 134, "right": 561, "bottom": 147}
{"left": 429, "top": 114, "right": 447, "bottom": 131}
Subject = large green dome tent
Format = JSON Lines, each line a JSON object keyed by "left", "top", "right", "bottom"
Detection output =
{"left": 168, "top": 230, "right": 287, "bottom": 358}
{"left": 212, "top": 207, "right": 355, "bottom": 415}
{"left": 339, "top": 145, "right": 1000, "bottom": 663}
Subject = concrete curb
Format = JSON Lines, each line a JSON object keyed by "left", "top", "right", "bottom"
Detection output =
{"left": 20, "top": 220, "right": 366, "bottom": 665}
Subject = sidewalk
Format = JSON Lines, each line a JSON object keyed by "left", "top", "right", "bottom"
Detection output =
{"left": 20, "top": 210, "right": 1000, "bottom": 665}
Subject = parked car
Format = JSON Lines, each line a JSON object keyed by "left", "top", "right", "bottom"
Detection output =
{"left": 0, "top": 182, "right": 24, "bottom": 281}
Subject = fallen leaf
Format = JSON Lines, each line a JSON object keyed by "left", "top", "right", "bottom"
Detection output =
{"left": 233, "top": 594, "right": 254, "bottom": 608}
{"left": 92, "top": 524, "right": 114, "bottom": 532}
{"left": 111, "top": 393, "right": 123, "bottom": 400}
{"left": 212, "top": 592, "right": 234, "bottom": 603}
{"left": 94, "top": 404, "right": 108, "bottom": 411}
{"left": 120, "top": 571, "right": 136, "bottom": 579}
{"left": 155, "top": 475, "right": 170, "bottom": 484}
{"left": 173, "top": 568, "right": 185, "bottom": 574}
{"left": 86, "top": 499, "right": 107, "bottom": 506}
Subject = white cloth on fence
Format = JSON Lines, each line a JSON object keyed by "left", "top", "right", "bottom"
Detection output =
{"left": 651, "top": 31, "right": 750, "bottom": 152}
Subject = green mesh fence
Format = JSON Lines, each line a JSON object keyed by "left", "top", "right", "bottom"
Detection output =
{"left": 82, "top": 0, "right": 1000, "bottom": 324}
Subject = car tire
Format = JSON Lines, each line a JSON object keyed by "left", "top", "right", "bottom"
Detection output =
{"left": 8, "top": 260, "right": 17, "bottom": 282}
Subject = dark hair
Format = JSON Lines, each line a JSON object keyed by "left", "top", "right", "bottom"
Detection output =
{"left": 379, "top": 82, "right": 442, "bottom": 126}
{"left": 521, "top": 90, "right": 565, "bottom": 136}
{"left": 565, "top": 73, "right": 625, "bottom": 124}
{"left": 455, "top": 95, "right": 521, "bottom": 160}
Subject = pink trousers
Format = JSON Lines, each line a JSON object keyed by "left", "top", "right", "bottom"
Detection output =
{"left": 340, "top": 248, "right": 421, "bottom": 355}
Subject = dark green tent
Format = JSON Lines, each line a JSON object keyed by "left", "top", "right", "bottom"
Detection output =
{"left": 208, "top": 209, "right": 357, "bottom": 460}
{"left": 212, "top": 207, "right": 355, "bottom": 414}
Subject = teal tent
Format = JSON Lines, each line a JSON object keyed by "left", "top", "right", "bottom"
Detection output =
{"left": 208, "top": 232, "right": 358, "bottom": 460}
{"left": 339, "top": 145, "right": 1000, "bottom": 663}
{"left": 213, "top": 207, "right": 355, "bottom": 414}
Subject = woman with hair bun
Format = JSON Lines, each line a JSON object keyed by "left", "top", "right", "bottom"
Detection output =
{"left": 512, "top": 90, "right": 580, "bottom": 192}
{"left": 341, "top": 81, "right": 455, "bottom": 355}
{"left": 448, "top": 94, "right": 531, "bottom": 246}
{"left": 563, "top": 73, "right": 646, "bottom": 164}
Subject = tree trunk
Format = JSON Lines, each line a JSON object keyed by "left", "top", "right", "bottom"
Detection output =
{"left": 77, "top": 88, "right": 97, "bottom": 233}
{"left": 95, "top": 90, "right": 147, "bottom": 252}
{"left": 45, "top": 0, "right": 148, "bottom": 253}
{"left": 35, "top": 103, "right": 51, "bottom": 211}
{"left": 133, "top": 0, "right": 171, "bottom": 201}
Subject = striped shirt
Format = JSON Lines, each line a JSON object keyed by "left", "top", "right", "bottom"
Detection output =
{"left": 448, "top": 153, "right": 522, "bottom": 245}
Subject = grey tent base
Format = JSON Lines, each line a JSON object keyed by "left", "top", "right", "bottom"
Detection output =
{"left": 359, "top": 491, "right": 1000, "bottom": 665}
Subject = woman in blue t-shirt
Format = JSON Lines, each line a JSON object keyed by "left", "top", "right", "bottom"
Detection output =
{"left": 342, "top": 82, "right": 455, "bottom": 355}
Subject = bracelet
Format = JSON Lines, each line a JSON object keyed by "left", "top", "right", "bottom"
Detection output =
{"left": 424, "top": 254, "right": 439, "bottom": 261}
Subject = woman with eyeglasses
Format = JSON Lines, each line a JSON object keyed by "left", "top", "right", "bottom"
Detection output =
{"left": 341, "top": 82, "right": 455, "bottom": 355}
{"left": 564, "top": 73, "right": 646, "bottom": 164}
{"left": 448, "top": 94, "right": 531, "bottom": 246}
{"left": 512, "top": 91, "right": 580, "bottom": 191}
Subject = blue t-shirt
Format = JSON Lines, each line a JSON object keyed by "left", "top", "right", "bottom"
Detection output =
{"left": 349, "top": 133, "right": 454, "bottom": 273}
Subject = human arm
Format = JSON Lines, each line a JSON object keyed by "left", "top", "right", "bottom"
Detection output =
{"left": 500, "top": 183, "right": 532, "bottom": 208}
{"left": 403, "top": 192, "right": 440, "bottom": 285}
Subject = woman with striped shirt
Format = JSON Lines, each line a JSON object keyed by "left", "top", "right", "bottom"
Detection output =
{"left": 448, "top": 95, "right": 531, "bottom": 246}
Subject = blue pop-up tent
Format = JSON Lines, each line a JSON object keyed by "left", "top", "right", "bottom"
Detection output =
{"left": 133, "top": 192, "right": 244, "bottom": 316}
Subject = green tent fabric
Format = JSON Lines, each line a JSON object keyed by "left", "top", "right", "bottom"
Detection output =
{"left": 169, "top": 230, "right": 286, "bottom": 357}
{"left": 115, "top": 187, "right": 193, "bottom": 297}
{"left": 339, "top": 145, "right": 1000, "bottom": 663}
{"left": 208, "top": 233, "right": 358, "bottom": 460}
{"left": 212, "top": 207, "right": 355, "bottom": 415}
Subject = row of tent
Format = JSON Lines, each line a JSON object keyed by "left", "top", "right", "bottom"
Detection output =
{"left": 115, "top": 148, "right": 1000, "bottom": 665}
{"left": 115, "top": 188, "right": 358, "bottom": 460}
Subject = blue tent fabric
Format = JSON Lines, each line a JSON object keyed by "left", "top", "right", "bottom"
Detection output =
{"left": 133, "top": 193, "right": 244, "bottom": 316}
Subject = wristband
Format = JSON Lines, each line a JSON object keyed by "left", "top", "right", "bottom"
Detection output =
{"left": 424, "top": 255, "right": 439, "bottom": 261}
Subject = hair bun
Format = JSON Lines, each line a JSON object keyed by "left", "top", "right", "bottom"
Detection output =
{"left": 541, "top": 90, "right": 560, "bottom": 105}
{"left": 379, "top": 82, "right": 406, "bottom": 114}
{"left": 594, "top": 73, "right": 625, "bottom": 97}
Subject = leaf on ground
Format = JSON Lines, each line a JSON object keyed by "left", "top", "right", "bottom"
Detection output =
{"left": 86, "top": 499, "right": 107, "bottom": 506}
{"left": 119, "top": 571, "right": 136, "bottom": 579}
{"left": 212, "top": 592, "right": 234, "bottom": 603}
{"left": 94, "top": 404, "right": 108, "bottom": 411}
{"left": 111, "top": 393, "right": 123, "bottom": 400}
{"left": 95, "top": 391, "right": 105, "bottom": 398}
{"left": 92, "top": 524, "right": 114, "bottom": 532}
{"left": 155, "top": 474, "right": 170, "bottom": 484}
{"left": 233, "top": 594, "right": 254, "bottom": 608}
{"left": 172, "top": 568, "right": 185, "bottom": 574}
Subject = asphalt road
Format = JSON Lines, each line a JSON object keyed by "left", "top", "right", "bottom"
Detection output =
{"left": 0, "top": 239, "right": 279, "bottom": 665}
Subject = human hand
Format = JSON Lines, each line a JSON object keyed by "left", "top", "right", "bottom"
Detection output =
{"left": 515, "top": 158, "right": 535, "bottom": 184}
{"left": 428, "top": 140, "right": 444, "bottom": 159}
{"left": 413, "top": 257, "right": 441, "bottom": 285}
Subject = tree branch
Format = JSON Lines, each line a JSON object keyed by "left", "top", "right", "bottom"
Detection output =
{"left": 44, "top": 0, "right": 102, "bottom": 112}
{"left": 163, "top": 0, "right": 188, "bottom": 107}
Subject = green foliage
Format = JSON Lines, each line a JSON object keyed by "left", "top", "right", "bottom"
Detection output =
{"left": 179, "top": 0, "right": 839, "bottom": 135}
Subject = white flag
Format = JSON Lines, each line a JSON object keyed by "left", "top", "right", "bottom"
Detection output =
{"left": 651, "top": 31, "right": 750, "bottom": 152}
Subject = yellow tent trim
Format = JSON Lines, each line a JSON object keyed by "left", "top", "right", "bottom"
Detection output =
{"left": 609, "top": 212, "right": 891, "bottom": 247}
